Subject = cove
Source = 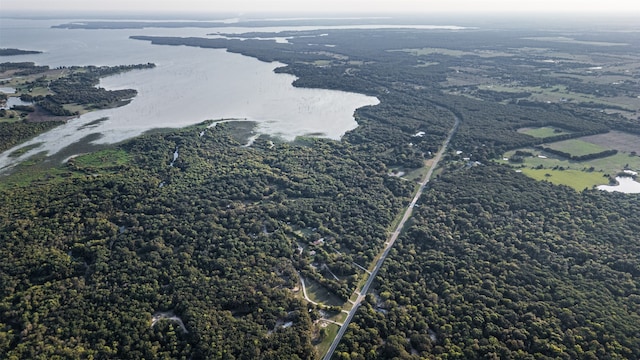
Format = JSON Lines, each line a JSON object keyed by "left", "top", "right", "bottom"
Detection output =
{"left": 0, "top": 19, "right": 379, "bottom": 171}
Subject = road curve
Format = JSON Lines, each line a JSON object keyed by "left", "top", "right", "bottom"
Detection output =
{"left": 322, "top": 113, "right": 460, "bottom": 360}
{"left": 298, "top": 272, "right": 320, "bottom": 306}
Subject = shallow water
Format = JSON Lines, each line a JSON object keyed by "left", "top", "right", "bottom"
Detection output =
{"left": 0, "top": 18, "right": 380, "bottom": 171}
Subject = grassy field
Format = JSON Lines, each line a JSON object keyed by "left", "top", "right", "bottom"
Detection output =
{"left": 396, "top": 47, "right": 515, "bottom": 58}
{"left": 588, "top": 153, "right": 640, "bottom": 173}
{"left": 580, "top": 130, "right": 640, "bottom": 154}
{"left": 523, "top": 36, "right": 628, "bottom": 47}
{"left": 304, "top": 277, "right": 345, "bottom": 307}
{"left": 520, "top": 168, "right": 610, "bottom": 191}
{"left": 501, "top": 132, "right": 640, "bottom": 190}
{"left": 333, "top": 312, "right": 347, "bottom": 324}
{"left": 518, "top": 126, "right": 572, "bottom": 138}
{"left": 0, "top": 162, "right": 77, "bottom": 191}
{"left": 312, "top": 60, "right": 332, "bottom": 67}
{"left": 8, "top": 143, "right": 42, "bottom": 158}
{"left": 432, "top": 42, "right": 640, "bottom": 117}
{"left": 481, "top": 84, "right": 602, "bottom": 106}
{"left": 314, "top": 323, "right": 340, "bottom": 357}
{"left": 63, "top": 103, "right": 88, "bottom": 115}
{"left": 543, "top": 139, "right": 608, "bottom": 157}
{"left": 0, "top": 109, "right": 27, "bottom": 122}
{"left": 479, "top": 83, "right": 639, "bottom": 115}
{"left": 22, "top": 87, "right": 50, "bottom": 97}
{"left": 2, "top": 69, "right": 63, "bottom": 96}
{"left": 503, "top": 148, "right": 640, "bottom": 174}
{"left": 71, "top": 148, "right": 130, "bottom": 169}
{"left": 1, "top": 69, "right": 59, "bottom": 121}
{"left": 403, "top": 164, "right": 430, "bottom": 183}
{"left": 0, "top": 147, "right": 131, "bottom": 190}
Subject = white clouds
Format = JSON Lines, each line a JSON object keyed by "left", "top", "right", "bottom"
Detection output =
{"left": 3, "top": 0, "right": 640, "bottom": 14}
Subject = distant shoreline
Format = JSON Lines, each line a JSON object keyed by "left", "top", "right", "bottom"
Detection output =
{"left": 0, "top": 48, "right": 42, "bottom": 56}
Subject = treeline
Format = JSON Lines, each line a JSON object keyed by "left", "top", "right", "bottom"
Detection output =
{"left": 530, "top": 129, "right": 606, "bottom": 144}
{"left": 475, "top": 89, "right": 532, "bottom": 102}
{"left": 535, "top": 145, "right": 618, "bottom": 161}
{"left": 0, "top": 120, "right": 64, "bottom": 153}
{"left": 9, "top": 105, "right": 35, "bottom": 113}
{"left": 36, "top": 98, "right": 75, "bottom": 116}
{"left": 0, "top": 62, "right": 49, "bottom": 76}
{"left": 517, "top": 100, "right": 640, "bottom": 135}
{"left": 336, "top": 164, "right": 640, "bottom": 359}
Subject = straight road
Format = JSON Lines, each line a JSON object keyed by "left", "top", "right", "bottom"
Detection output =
{"left": 323, "top": 114, "right": 460, "bottom": 360}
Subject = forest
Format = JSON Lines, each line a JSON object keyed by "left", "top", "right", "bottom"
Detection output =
{"left": 335, "top": 164, "right": 640, "bottom": 359}
{"left": 2, "top": 20, "right": 640, "bottom": 359}
{"left": 0, "top": 120, "right": 419, "bottom": 359}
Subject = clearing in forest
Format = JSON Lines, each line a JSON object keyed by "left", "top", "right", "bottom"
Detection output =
{"left": 542, "top": 138, "right": 608, "bottom": 157}
{"left": 518, "top": 126, "right": 572, "bottom": 138}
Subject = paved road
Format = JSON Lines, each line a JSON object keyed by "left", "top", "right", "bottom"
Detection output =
{"left": 322, "top": 113, "right": 460, "bottom": 360}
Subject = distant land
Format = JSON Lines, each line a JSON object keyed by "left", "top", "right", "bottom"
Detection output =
{"left": 0, "top": 48, "right": 42, "bottom": 56}
{"left": 1, "top": 14, "right": 640, "bottom": 360}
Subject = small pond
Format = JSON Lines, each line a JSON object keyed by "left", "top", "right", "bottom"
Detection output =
{"left": 597, "top": 177, "right": 640, "bottom": 194}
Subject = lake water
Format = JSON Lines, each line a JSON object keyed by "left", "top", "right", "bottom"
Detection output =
{"left": 1, "top": 97, "right": 31, "bottom": 109}
{"left": 597, "top": 177, "right": 640, "bottom": 194}
{"left": 0, "top": 18, "right": 382, "bottom": 171}
{"left": 0, "top": 87, "right": 16, "bottom": 94}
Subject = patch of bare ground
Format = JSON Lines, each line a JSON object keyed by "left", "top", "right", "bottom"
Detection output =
{"left": 579, "top": 130, "right": 640, "bottom": 154}
{"left": 151, "top": 311, "right": 188, "bottom": 333}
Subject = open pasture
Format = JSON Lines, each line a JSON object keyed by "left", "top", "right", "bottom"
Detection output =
{"left": 521, "top": 168, "right": 610, "bottom": 191}
{"left": 542, "top": 139, "right": 607, "bottom": 157}
{"left": 579, "top": 130, "right": 640, "bottom": 154}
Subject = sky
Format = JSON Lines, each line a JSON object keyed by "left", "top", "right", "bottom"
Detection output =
{"left": 2, "top": 0, "right": 639, "bottom": 15}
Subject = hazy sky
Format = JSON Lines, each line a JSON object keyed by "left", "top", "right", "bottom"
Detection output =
{"left": 2, "top": 0, "right": 639, "bottom": 15}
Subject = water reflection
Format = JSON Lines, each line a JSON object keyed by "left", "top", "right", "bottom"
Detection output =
{"left": 0, "top": 19, "right": 379, "bottom": 172}
{"left": 597, "top": 177, "right": 640, "bottom": 194}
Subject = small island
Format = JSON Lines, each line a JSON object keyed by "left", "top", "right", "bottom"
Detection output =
{"left": 0, "top": 48, "right": 42, "bottom": 56}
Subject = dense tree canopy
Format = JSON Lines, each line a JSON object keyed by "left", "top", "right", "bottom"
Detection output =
{"left": 2, "top": 20, "right": 640, "bottom": 360}
{"left": 337, "top": 164, "right": 640, "bottom": 359}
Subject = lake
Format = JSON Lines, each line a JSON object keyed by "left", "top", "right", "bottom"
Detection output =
{"left": 0, "top": 18, "right": 380, "bottom": 171}
{"left": 1, "top": 96, "right": 31, "bottom": 109}
{"left": 597, "top": 177, "right": 640, "bottom": 194}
